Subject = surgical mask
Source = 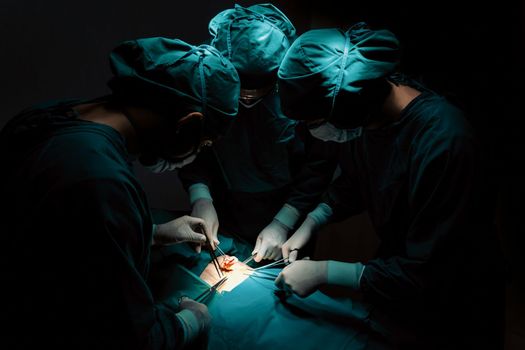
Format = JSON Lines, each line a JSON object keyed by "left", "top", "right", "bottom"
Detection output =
{"left": 239, "top": 97, "right": 264, "bottom": 109}
{"left": 308, "top": 122, "right": 362, "bottom": 143}
{"left": 239, "top": 85, "right": 273, "bottom": 109}
{"left": 143, "top": 154, "right": 197, "bottom": 173}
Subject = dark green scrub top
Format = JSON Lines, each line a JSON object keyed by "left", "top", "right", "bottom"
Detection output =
{"left": 324, "top": 92, "right": 504, "bottom": 348}
{"left": 0, "top": 101, "right": 184, "bottom": 349}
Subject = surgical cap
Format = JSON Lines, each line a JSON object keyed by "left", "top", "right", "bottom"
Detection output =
{"left": 209, "top": 3, "right": 296, "bottom": 88}
{"left": 108, "top": 37, "right": 240, "bottom": 124}
{"left": 278, "top": 22, "right": 400, "bottom": 122}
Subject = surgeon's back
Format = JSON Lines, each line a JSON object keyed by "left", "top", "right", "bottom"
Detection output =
{"left": 0, "top": 102, "right": 156, "bottom": 350}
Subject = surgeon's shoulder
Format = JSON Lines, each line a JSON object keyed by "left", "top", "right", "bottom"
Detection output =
{"left": 415, "top": 93, "right": 474, "bottom": 136}
{"left": 411, "top": 94, "right": 479, "bottom": 158}
{"left": 50, "top": 124, "right": 135, "bottom": 182}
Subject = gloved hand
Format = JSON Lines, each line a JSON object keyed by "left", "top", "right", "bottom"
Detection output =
{"left": 191, "top": 198, "right": 219, "bottom": 252}
{"left": 153, "top": 215, "right": 207, "bottom": 250}
{"left": 275, "top": 259, "right": 328, "bottom": 297}
{"left": 281, "top": 216, "right": 318, "bottom": 263}
{"left": 176, "top": 297, "right": 211, "bottom": 345}
{"left": 253, "top": 219, "right": 289, "bottom": 262}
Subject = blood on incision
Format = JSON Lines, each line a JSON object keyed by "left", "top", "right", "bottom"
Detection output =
{"left": 220, "top": 256, "right": 237, "bottom": 271}
{"left": 200, "top": 255, "right": 251, "bottom": 292}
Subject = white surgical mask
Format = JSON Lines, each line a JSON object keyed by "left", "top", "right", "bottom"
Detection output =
{"left": 239, "top": 98, "right": 264, "bottom": 109}
{"left": 308, "top": 122, "right": 362, "bottom": 143}
{"left": 239, "top": 85, "right": 273, "bottom": 109}
{"left": 144, "top": 154, "right": 198, "bottom": 173}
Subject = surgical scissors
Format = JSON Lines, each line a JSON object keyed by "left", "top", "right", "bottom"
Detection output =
{"left": 200, "top": 225, "right": 223, "bottom": 278}
{"left": 193, "top": 275, "right": 228, "bottom": 303}
{"left": 251, "top": 257, "right": 289, "bottom": 271}
{"left": 241, "top": 253, "right": 256, "bottom": 265}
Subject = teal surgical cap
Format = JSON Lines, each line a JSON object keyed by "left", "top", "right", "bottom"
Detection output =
{"left": 209, "top": 3, "right": 296, "bottom": 88}
{"left": 108, "top": 37, "right": 240, "bottom": 123}
{"left": 278, "top": 22, "right": 400, "bottom": 123}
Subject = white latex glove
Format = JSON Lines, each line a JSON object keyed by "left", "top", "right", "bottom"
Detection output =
{"left": 176, "top": 297, "right": 211, "bottom": 344}
{"left": 153, "top": 215, "right": 206, "bottom": 251}
{"left": 253, "top": 219, "right": 289, "bottom": 262}
{"left": 191, "top": 199, "right": 219, "bottom": 252}
{"left": 281, "top": 216, "right": 318, "bottom": 263}
{"left": 275, "top": 259, "right": 328, "bottom": 297}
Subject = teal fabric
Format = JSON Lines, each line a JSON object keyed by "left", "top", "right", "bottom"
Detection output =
{"left": 148, "top": 208, "right": 385, "bottom": 349}
{"left": 207, "top": 268, "right": 372, "bottom": 349}
{"left": 108, "top": 37, "right": 240, "bottom": 119}
{"left": 209, "top": 3, "right": 296, "bottom": 81}
{"left": 148, "top": 253, "right": 377, "bottom": 349}
{"left": 278, "top": 22, "right": 399, "bottom": 121}
{"left": 149, "top": 262, "right": 219, "bottom": 311}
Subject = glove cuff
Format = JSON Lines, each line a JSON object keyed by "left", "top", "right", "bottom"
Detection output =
{"left": 306, "top": 203, "right": 333, "bottom": 227}
{"left": 152, "top": 224, "right": 157, "bottom": 244}
{"left": 327, "top": 261, "right": 365, "bottom": 290}
{"left": 176, "top": 308, "right": 200, "bottom": 345}
{"left": 274, "top": 204, "right": 301, "bottom": 230}
{"left": 189, "top": 183, "right": 213, "bottom": 205}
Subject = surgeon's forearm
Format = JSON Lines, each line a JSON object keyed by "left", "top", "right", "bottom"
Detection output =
{"left": 274, "top": 203, "right": 301, "bottom": 230}
{"left": 327, "top": 261, "right": 365, "bottom": 290}
{"left": 274, "top": 202, "right": 334, "bottom": 231}
{"left": 188, "top": 183, "right": 213, "bottom": 205}
{"left": 307, "top": 202, "right": 333, "bottom": 226}
{"left": 286, "top": 202, "right": 333, "bottom": 238}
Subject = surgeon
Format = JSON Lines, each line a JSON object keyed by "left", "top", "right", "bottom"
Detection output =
{"left": 178, "top": 3, "right": 339, "bottom": 262}
{"left": 0, "top": 37, "right": 240, "bottom": 349}
{"left": 274, "top": 23, "right": 504, "bottom": 348}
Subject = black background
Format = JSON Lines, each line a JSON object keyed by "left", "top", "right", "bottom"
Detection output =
{"left": 1, "top": 1, "right": 523, "bottom": 347}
